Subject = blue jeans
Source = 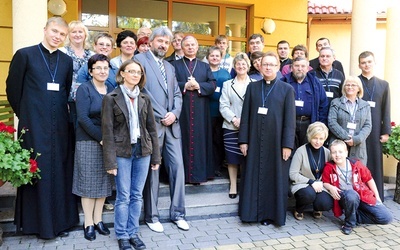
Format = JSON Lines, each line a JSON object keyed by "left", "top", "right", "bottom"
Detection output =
{"left": 114, "top": 142, "right": 150, "bottom": 240}
{"left": 339, "top": 189, "right": 393, "bottom": 228}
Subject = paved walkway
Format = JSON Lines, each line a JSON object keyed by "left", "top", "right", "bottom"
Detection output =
{"left": 2, "top": 196, "right": 400, "bottom": 250}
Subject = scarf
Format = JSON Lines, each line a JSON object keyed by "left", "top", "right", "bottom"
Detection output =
{"left": 120, "top": 85, "right": 140, "bottom": 144}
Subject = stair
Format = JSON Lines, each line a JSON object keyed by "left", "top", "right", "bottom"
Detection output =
{"left": 0, "top": 171, "right": 238, "bottom": 233}
{"left": 0, "top": 176, "right": 396, "bottom": 233}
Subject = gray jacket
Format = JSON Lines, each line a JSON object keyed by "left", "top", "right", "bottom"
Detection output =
{"left": 328, "top": 96, "right": 372, "bottom": 164}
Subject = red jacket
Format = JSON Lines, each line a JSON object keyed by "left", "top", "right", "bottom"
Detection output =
{"left": 322, "top": 158, "right": 376, "bottom": 217}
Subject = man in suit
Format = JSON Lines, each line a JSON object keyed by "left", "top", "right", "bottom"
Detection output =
{"left": 134, "top": 27, "right": 189, "bottom": 232}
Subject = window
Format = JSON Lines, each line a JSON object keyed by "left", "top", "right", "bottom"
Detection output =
{"left": 81, "top": 0, "right": 109, "bottom": 28}
{"left": 117, "top": 0, "right": 168, "bottom": 29}
{"left": 80, "top": 0, "right": 249, "bottom": 57}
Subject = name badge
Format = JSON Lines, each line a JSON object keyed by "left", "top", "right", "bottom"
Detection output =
{"left": 258, "top": 107, "right": 268, "bottom": 115}
{"left": 347, "top": 122, "right": 357, "bottom": 130}
{"left": 215, "top": 86, "right": 221, "bottom": 93}
{"left": 326, "top": 91, "right": 333, "bottom": 98}
{"left": 295, "top": 100, "right": 304, "bottom": 107}
{"left": 368, "top": 101, "right": 376, "bottom": 108}
{"left": 47, "top": 82, "right": 60, "bottom": 91}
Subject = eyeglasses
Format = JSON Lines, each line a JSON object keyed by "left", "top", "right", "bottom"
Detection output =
{"left": 92, "top": 66, "right": 109, "bottom": 71}
{"left": 97, "top": 43, "right": 112, "bottom": 48}
{"left": 345, "top": 84, "right": 358, "bottom": 88}
{"left": 124, "top": 70, "right": 143, "bottom": 76}
{"left": 261, "top": 63, "right": 277, "bottom": 68}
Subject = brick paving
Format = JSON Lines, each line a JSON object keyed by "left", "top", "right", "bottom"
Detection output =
{"left": 1, "top": 196, "right": 400, "bottom": 250}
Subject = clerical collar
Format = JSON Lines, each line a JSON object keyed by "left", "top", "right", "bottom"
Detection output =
{"left": 40, "top": 42, "right": 58, "bottom": 54}
{"left": 263, "top": 78, "right": 276, "bottom": 85}
{"left": 183, "top": 56, "right": 196, "bottom": 62}
{"left": 361, "top": 74, "right": 374, "bottom": 81}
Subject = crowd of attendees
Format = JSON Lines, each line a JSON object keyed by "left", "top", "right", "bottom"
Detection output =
{"left": 4, "top": 17, "right": 393, "bottom": 250}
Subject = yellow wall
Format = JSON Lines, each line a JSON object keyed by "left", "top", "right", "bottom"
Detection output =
{"left": 61, "top": 0, "right": 78, "bottom": 22}
{"left": 0, "top": 0, "right": 13, "bottom": 96}
{"left": 309, "top": 21, "right": 387, "bottom": 79}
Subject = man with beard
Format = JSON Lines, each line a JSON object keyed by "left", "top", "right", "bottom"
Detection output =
{"left": 281, "top": 57, "right": 328, "bottom": 148}
{"left": 134, "top": 27, "right": 189, "bottom": 232}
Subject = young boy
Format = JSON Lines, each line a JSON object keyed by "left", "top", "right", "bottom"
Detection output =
{"left": 203, "top": 35, "right": 233, "bottom": 72}
{"left": 322, "top": 140, "right": 392, "bottom": 235}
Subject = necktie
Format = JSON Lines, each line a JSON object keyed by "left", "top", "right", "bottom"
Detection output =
{"left": 158, "top": 60, "right": 167, "bottom": 89}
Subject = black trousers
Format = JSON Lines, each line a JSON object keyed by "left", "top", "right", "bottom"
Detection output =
{"left": 294, "top": 185, "right": 333, "bottom": 213}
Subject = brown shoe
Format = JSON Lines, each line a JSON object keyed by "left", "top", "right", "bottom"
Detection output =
{"left": 294, "top": 210, "right": 303, "bottom": 220}
{"left": 313, "top": 211, "right": 322, "bottom": 219}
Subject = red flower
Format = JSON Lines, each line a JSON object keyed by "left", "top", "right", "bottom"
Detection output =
{"left": 29, "top": 159, "right": 38, "bottom": 173}
{"left": 0, "top": 122, "right": 16, "bottom": 134}
{"left": 391, "top": 121, "right": 396, "bottom": 127}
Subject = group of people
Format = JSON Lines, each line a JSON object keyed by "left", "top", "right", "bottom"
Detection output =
{"left": 4, "top": 16, "right": 394, "bottom": 250}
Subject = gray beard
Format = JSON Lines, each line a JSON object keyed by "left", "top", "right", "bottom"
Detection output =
{"left": 153, "top": 49, "right": 167, "bottom": 59}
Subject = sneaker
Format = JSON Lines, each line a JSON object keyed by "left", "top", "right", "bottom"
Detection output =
{"left": 129, "top": 236, "right": 146, "bottom": 250}
{"left": 173, "top": 219, "right": 189, "bottom": 231}
{"left": 313, "top": 211, "right": 323, "bottom": 219}
{"left": 146, "top": 221, "right": 164, "bottom": 233}
{"left": 340, "top": 225, "right": 352, "bottom": 235}
{"left": 293, "top": 210, "right": 304, "bottom": 220}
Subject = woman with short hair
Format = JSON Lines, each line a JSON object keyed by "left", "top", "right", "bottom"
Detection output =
{"left": 72, "top": 54, "right": 113, "bottom": 241}
{"left": 289, "top": 121, "right": 333, "bottom": 220}
{"left": 219, "top": 52, "right": 252, "bottom": 198}
{"left": 328, "top": 76, "right": 372, "bottom": 165}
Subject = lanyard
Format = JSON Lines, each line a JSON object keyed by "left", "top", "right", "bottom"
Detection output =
{"left": 261, "top": 80, "right": 276, "bottom": 107}
{"left": 345, "top": 101, "right": 358, "bottom": 122}
{"left": 323, "top": 70, "right": 333, "bottom": 92}
{"left": 337, "top": 160, "right": 350, "bottom": 184}
{"left": 38, "top": 45, "right": 59, "bottom": 83}
{"left": 360, "top": 77, "right": 376, "bottom": 101}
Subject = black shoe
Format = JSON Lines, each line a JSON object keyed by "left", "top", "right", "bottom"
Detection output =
{"left": 229, "top": 193, "right": 237, "bottom": 199}
{"left": 83, "top": 224, "right": 96, "bottom": 241}
{"left": 94, "top": 221, "right": 110, "bottom": 235}
{"left": 340, "top": 225, "right": 352, "bottom": 235}
{"left": 118, "top": 239, "right": 132, "bottom": 250}
{"left": 57, "top": 231, "right": 69, "bottom": 237}
{"left": 129, "top": 236, "right": 146, "bottom": 250}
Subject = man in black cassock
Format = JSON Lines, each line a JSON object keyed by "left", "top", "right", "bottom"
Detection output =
{"left": 170, "top": 36, "right": 216, "bottom": 184}
{"left": 358, "top": 51, "right": 391, "bottom": 202}
{"left": 238, "top": 51, "right": 296, "bottom": 226}
{"left": 6, "top": 17, "right": 78, "bottom": 239}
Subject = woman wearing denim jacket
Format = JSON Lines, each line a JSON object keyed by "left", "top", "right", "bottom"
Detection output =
{"left": 102, "top": 59, "right": 161, "bottom": 250}
{"left": 328, "top": 76, "right": 372, "bottom": 165}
